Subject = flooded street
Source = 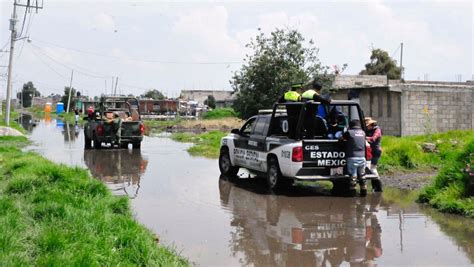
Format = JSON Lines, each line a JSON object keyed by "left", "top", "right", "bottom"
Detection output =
{"left": 26, "top": 118, "right": 474, "bottom": 266}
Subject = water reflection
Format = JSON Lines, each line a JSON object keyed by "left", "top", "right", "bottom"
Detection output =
{"left": 83, "top": 149, "right": 148, "bottom": 198}
{"left": 61, "top": 123, "right": 80, "bottom": 143}
{"left": 16, "top": 113, "right": 38, "bottom": 132}
{"left": 219, "top": 176, "right": 383, "bottom": 266}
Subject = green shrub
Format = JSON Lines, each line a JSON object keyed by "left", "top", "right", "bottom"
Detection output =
{"left": 203, "top": 108, "right": 237, "bottom": 120}
{"left": 418, "top": 138, "right": 474, "bottom": 217}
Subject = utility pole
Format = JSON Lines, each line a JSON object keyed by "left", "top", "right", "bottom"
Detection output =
{"left": 5, "top": 1, "right": 18, "bottom": 125}
{"left": 66, "top": 70, "right": 74, "bottom": 113}
{"left": 400, "top": 42, "right": 404, "bottom": 80}
{"left": 110, "top": 76, "right": 114, "bottom": 96}
{"left": 4, "top": 0, "right": 43, "bottom": 125}
{"left": 114, "top": 77, "right": 119, "bottom": 96}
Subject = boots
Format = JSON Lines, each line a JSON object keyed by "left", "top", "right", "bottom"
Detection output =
{"left": 359, "top": 179, "right": 367, "bottom": 197}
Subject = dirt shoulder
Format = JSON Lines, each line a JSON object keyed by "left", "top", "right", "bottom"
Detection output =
{"left": 379, "top": 171, "right": 437, "bottom": 190}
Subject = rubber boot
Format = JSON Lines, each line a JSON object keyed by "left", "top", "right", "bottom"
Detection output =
{"left": 372, "top": 179, "right": 383, "bottom": 192}
{"left": 349, "top": 177, "right": 357, "bottom": 197}
{"left": 359, "top": 181, "right": 367, "bottom": 197}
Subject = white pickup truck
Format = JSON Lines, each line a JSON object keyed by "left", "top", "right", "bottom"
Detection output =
{"left": 218, "top": 101, "right": 382, "bottom": 194}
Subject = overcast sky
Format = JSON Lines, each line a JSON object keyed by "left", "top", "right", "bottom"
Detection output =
{"left": 1, "top": 0, "right": 473, "bottom": 97}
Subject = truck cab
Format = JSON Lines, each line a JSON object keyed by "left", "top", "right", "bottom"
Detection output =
{"left": 219, "top": 101, "right": 381, "bottom": 193}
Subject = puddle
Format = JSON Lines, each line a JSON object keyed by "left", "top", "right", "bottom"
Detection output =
{"left": 25, "top": 118, "right": 474, "bottom": 266}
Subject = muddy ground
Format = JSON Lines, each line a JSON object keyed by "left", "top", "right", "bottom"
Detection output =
{"left": 380, "top": 171, "right": 437, "bottom": 190}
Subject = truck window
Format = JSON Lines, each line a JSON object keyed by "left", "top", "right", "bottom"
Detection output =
{"left": 252, "top": 117, "right": 268, "bottom": 136}
{"left": 241, "top": 117, "right": 256, "bottom": 136}
{"left": 269, "top": 116, "right": 289, "bottom": 137}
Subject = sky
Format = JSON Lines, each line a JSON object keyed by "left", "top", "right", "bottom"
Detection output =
{"left": 0, "top": 0, "right": 473, "bottom": 98}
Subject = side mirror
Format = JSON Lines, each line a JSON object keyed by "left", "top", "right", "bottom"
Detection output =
{"left": 231, "top": 129, "right": 240, "bottom": 134}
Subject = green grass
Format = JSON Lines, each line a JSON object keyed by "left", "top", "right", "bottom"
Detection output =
{"left": 379, "top": 130, "right": 474, "bottom": 174}
{"left": 58, "top": 112, "right": 83, "bottom": 125}
{"left": 0, "top": 110, "right": 27, "bottom": 134}
{"left": 0, "top": 136, "right": 188, "bottom": 265}
{"left": 418, "top": 137, "right": 474, "bottom": 217}
{"left": 203, "top": 108, "right": 237, "bottom": 120}
{"left": 171, "top": 131, "right": 227, "bottom": 158}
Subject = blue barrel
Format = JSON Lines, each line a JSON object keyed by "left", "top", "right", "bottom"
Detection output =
{"left": 56, "top": 102, "right": 64, "bottom": 115}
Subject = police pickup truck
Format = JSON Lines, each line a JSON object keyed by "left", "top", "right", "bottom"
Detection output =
{"left": 218, "top": 101, "right": 381, "bottom": 192}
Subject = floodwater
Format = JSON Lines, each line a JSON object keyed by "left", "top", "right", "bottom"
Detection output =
{"left": 25, "top": 117, "right": 474, "bottom": 266}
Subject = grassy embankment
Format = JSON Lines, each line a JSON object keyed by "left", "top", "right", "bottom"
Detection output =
{"left": 418, "top": 138, "right": 474, "bottom": 217}
{"left": 27, "top": 106, "right": 83, "bottom": 125}
{"left": 0, "top": 108, "right": 26, "bottom": 134}
{"left": 0, "top": 136, "right": 187, "bottom": 265}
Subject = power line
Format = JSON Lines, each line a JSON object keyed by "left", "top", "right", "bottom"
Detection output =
{"left": 30, "top": 46, "right": 70, "bottom": 80}
{"left": 33, "top": 38, "right": 244, "bottom": 65}
{"left": 30, "top": 43, "right": 110, "bottom": 79}
{"left": 390, "top": 44, "right": 401, "bottom": 59}
{"left": 18, "top": 6, "right": 28, "bottom": 38}
{"left": 17, "top": 11, "right": 34, "bottom": 58}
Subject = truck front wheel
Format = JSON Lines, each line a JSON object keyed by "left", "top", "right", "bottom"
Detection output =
{"left": 219, "top": 148, "right": 239, "bottom": 176}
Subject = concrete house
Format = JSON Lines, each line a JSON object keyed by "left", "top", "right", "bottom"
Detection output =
{"left": 332, "top": 75, "right": 474, "bottom": 136}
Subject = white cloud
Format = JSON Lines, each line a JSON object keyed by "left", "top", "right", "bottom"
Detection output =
{"left": 92, "top": 12, "right": 116, "bottom": 32}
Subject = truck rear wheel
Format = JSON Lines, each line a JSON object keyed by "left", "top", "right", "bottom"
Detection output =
{"left": 132, "top": 142, "right": 141, "bottom": 149}
{"left": 84, "top": 133, "right": 92, "bottom": 149}
{"left": 93, "top": 134, "right": 101, "bottom": 149}
{"left": 219, "top": 148, "right": 239, "bottom": 176}
{"left": 267, "top": 158, "right": 286, "bottom": 190}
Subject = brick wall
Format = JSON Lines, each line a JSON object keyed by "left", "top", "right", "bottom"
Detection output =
{"left": 332, "top": 88, "right": 402, "bottom": 136}
{"left": 331, "top": 80, "right": 474, "bottom": 136}
{"left": 399, "top": 84, "right": 474, "bottom": 136}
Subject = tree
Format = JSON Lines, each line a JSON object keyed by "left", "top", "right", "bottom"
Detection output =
{"left": 142, "top": 89, "right": 165, "bottom": 100}
{"left": 230, "top": 28, "right": 331, "bottom": 118}
{"left": 204, "top": 95, "right": 216, "bottom": 109}
{"left": 61, "top": 87, "right": 77, "bottom": 112}
{"left": 17, "top": 81, "right": 40, "bottom": 108}
{"left": 359, "top": 48, "right": 402, "bottom": 79}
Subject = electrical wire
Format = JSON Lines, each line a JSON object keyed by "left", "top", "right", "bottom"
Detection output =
{"left": 390, "top": 44, "right": 400, "bottom": 59}
{"left": 33, "top": 39, "right": 244, "bottom": 65}
{"left": 30, "top": 43, "right": 111, "bottom": 79}
{"left": 17, "top": 11, "right": 35, "bottom": 59}
{"left": 30, "top": 46, "right": 70, "bottom": 80}
{"left": 18, "top": 6, "right": 29, "bottom": 38}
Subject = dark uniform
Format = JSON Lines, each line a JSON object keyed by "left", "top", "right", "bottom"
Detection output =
{"left": 279, "top": 84, "right": 302, "bottom": 139}
{"left": 301, "top": 89, "right": 331, "bottom": 138}
{"left": 342, "top": 120, "right": 367, "bottom": 196}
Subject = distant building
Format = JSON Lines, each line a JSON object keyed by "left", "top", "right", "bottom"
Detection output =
{"left": 180, "top": 90, "right": 235, "bottom": 108}
{"left": 332, "top": 75, "right": 474, "bottom": 136}
{"left": 139, "top": 99, "right": 179, "bottom": 115}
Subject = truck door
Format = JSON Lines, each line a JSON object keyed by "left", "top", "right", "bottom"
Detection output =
{"left": 232, "top": 117, "right": 256, "bottom": 168}
{"left": 248, "top": 116, "right": 270, "bottom": 172}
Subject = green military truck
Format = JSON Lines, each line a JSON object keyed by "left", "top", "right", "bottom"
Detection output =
{"left": 84, "top": 96, "right": 144, "bottom": 149}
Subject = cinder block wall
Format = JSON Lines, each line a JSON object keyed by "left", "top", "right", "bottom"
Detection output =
{"left": 332, "top": 89, "right": 402, "bottom": 136}
{"left": 399, "top": 84, "right": 474, "bottom": 136}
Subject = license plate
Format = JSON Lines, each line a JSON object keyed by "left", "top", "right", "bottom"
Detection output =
{"left": 330, "top": 167, "right": 344, "bottom": 176}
